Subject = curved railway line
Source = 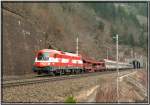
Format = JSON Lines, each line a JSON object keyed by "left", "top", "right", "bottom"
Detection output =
{"left": 2, "top": 69, "right": 132, "bottom": 88}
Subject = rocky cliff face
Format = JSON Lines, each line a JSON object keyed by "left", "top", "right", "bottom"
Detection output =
{"left": 3, "top": 8, "right": 44, "bottom": 75}
{"left": 2, "top": 2, "right": 147, "bottom": 76}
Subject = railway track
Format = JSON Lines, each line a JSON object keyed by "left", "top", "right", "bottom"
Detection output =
{"left": 2, "top": 69, "right": 132, "bottom": 88}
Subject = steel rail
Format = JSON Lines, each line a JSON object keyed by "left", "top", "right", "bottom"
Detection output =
{"left": 2, "top": 69, "right": 132, "bottom": 88}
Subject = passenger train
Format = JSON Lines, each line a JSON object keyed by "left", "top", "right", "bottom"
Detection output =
{"left": 32, "top": 49, "right": 136, "bottom": 75}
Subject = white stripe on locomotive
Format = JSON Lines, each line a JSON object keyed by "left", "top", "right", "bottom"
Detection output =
{"left": 61, "top": 58, "right": 69, "bottom": 63}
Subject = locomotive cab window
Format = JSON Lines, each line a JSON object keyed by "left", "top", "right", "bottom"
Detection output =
{"left": 37, "top": 52, "right": 49, "bottom": 61}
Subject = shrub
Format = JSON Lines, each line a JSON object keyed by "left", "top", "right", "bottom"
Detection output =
{"left": 64, "top": 96, "right": 76, "bottom": 103}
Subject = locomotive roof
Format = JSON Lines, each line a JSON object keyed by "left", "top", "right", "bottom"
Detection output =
{"left": 38, "top": 49, "right": 81, "bottom": 57}
{"left": 39, "top": 49, "right": 60, "bottom": 53}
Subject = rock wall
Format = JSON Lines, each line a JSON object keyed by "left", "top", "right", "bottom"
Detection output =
{"left": 2, "top": 7, "right": 45, "bottom": 75}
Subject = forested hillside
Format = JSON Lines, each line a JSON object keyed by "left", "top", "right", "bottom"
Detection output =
{"left": 87, "top": 3, "right": 147, "bottom": 50}
{"left": 2, "top": 2, "right": 148, "bottom": 75}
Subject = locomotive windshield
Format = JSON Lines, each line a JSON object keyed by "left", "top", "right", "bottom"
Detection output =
{"left": 37, "top": 52, "right": 49, "bottom": 61}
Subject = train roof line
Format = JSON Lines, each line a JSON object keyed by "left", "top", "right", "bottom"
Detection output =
{"left": 39, "top": 49, "right": 81, "bottom": 57}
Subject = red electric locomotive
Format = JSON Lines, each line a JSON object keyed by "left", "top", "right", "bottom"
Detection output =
{"left": 32, "top": 49, "right": 84, "bottom": 75}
